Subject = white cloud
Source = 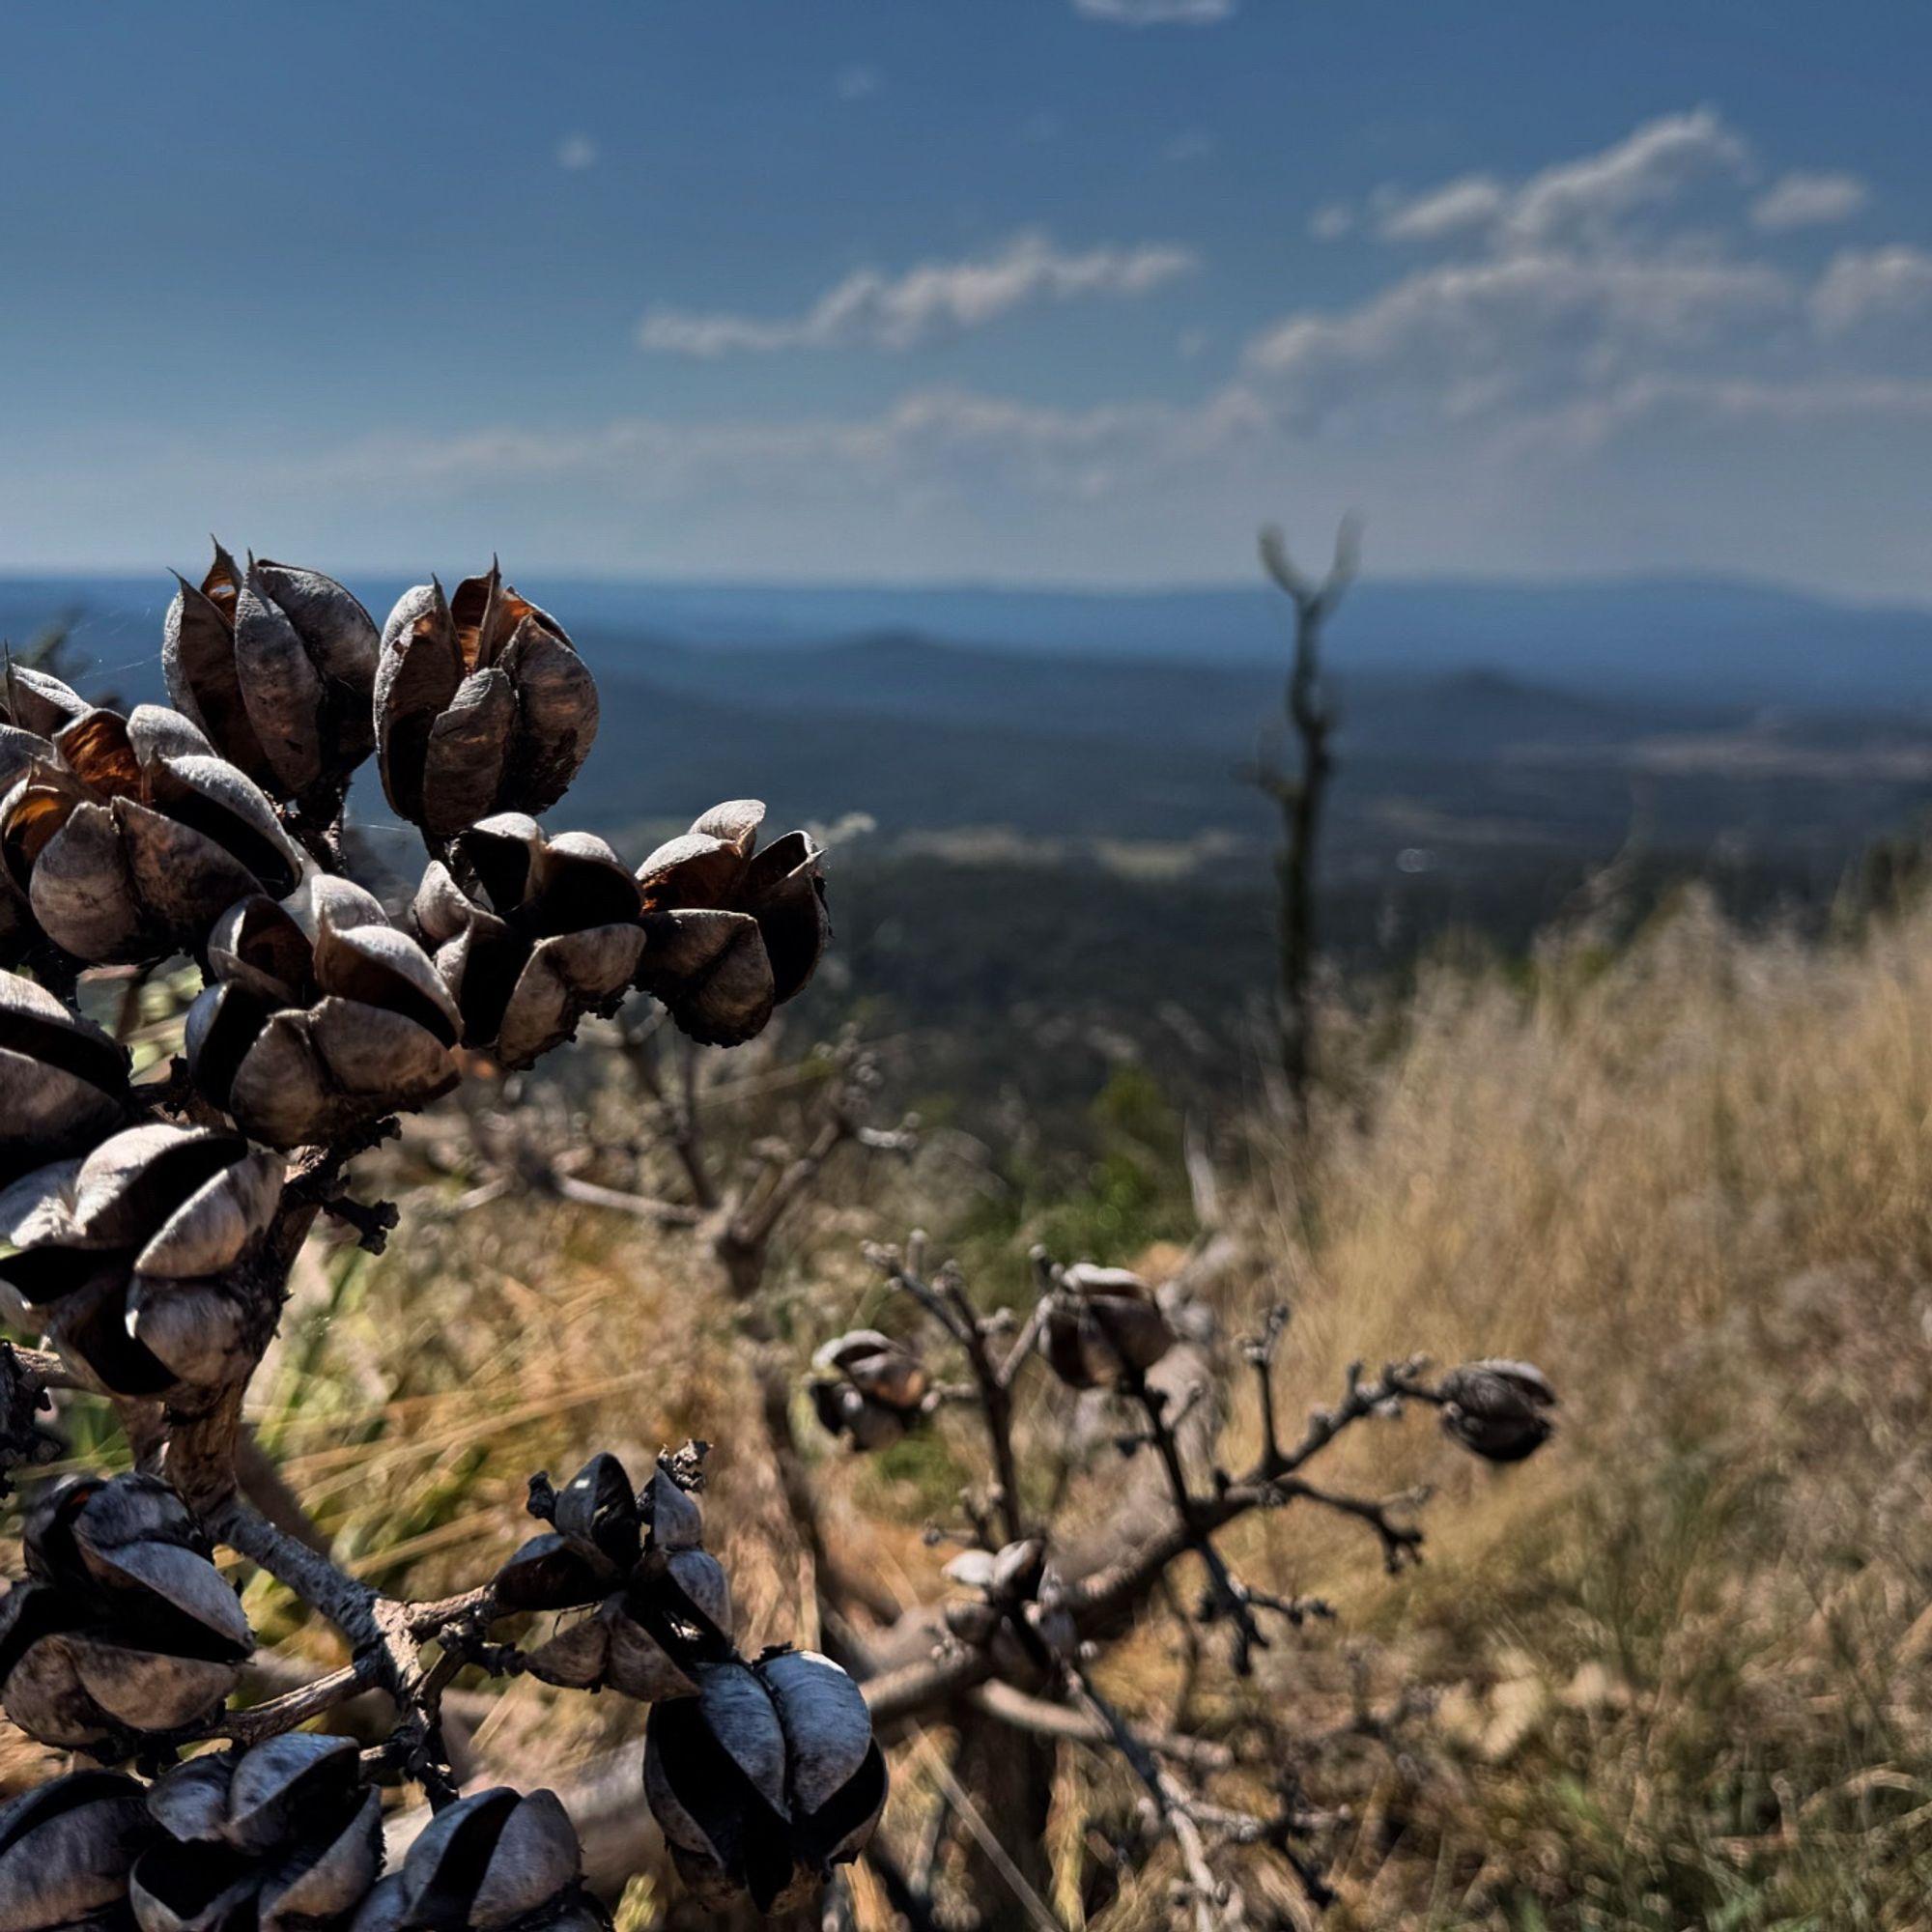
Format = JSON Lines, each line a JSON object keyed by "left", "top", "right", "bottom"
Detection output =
{"left": 1378, "top": 176, "right": 1507, "bottom": 243}
{"left": 836, "top": 65, "right": 882, "bottom": 101}
{"left": 1307, "top": 202, "right": 1354, "bottom": 242}
{"left": 555, "top": 134, "right": 596, "bottom": 171}
{"left": 1751, "top": 169, "right": 1868, "bottom": 232}
{"left": 638, "top": 231, "right": 1198, "bottom": 355}
{"left": 1072, "top": 0, "right": 1236, "bottom": 22}
{"left": 1811, "top": 245, "right": 1932, "bottom": 335}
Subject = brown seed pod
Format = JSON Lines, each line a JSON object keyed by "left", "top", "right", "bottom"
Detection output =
{"left": 185, "top": 886, "right": 461, "bottom": 1148}
{"left": 0, "top": 1769, "right": 159, "bottom": 1931}
{"left": 643, "top": 1647, "right": 887, "bottom": 1915}
{"left": 0, "top": 1124, "right": 283, "bottom": 1399}
{"left": 808, "top": 1329, "right": 928, "bottom": 1452}
{"left": 0, "top": 1472, "right": 253, "bottom": 1750}
{"left": 413, "top": 813, "right": 644, "bottom": 1069}
{"left": 163, "top": 541, "right": 380, "bottom": 808}
{"left": 1037, "top": 1263, "right": 1175, "bottom": 1390}
{"left": 0, "top": 970, "right": 130, "bottom": 1185}
{"left": 374, "top": 564, "right": 598, "bottom": 844}
{"left": 133, "top": 1732, "right": 383, "bottom": 1932}
{"left": 633, "top": 801, "right": 829, "bottom": 1047}
{"left": 0, "top": 705, "right": 302, "bottom": 967}
{"left": 1437, "top": 1359, "right": 1558, "bottom": 1463}
{"left": 349, "top": 1787, "right": 605, "bottom": 1932}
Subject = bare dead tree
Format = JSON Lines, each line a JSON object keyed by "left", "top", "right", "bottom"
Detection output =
{"left": 1252, "top": 517, "right": 1360, "bottom": 1121}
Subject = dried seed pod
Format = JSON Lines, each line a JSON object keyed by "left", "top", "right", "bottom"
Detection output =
{"left": 1037, "top": 1264, "right": 1175, "bottom": 1390}
{"left": 349, "top": 1787, "right": 605, "bottom": 1932}
{"left": 0, "top": 1471, "right": 253, "bottom": 1749}
{"left": 1437, "top": 1359, "right": 1558, "bottom": 1463}
{"left": 132, "top": 1732, "right": 383, "bottom": 1932}
{"left": 940, "top": 1538, "right": 1074, "bottom": 1671}
{"left": 0, "top": 1124, "right": 283, "bottom": 1398}
{"left": 633, "top": 801, "right": 829, "bottom": 1047}
{"left": 643, "top": 1648, "right": 887, "bottom": 1915}
{"left": 496, "top": 1454, "right": 731, "bottom": 1704}
{"left": 413, "top": 814, "right": 644, "bottom": 1068}
{"left": 808, "top": 1329, "right": 927, "bottom": 1452}
{"left": 0, "top": 705, "right": 302, "bottom": 967}
{"left": 375, "top": 565, "right": 597, "bottom": 844}
{"left": 185, "top": 893, "right": 460, "bottom": 1148}
{"left": 1, "top": 664, "right": 91, "bottom": 741}
{"left": 163, "top": 542, "right": 379, "bottom": 807}
{"left": 0, "top": 970, "right": 130, "bottom": 1184}
{"left": 0, "top": 1768, "right": 159, "bottom": 1930}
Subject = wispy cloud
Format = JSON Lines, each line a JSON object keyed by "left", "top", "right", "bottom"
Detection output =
{"left": 1072, "top": 0, "right": 1236, "bottom": 24}
{"left": 638, "top": 231, "right": 1198, "bottom": 355}
{"left": 554, "top": 134, "right": 597, "bottom": 171}
{"left": 1751, "top": 169, "right": 1867, "bottom": 232}
{"left": 836, "top": 65, "right": 883, "bottom": 101}
{"left": 1164, "top": 131, "right": 1215, "bottom": 163}
{"left": 1307, "top": 202, "right": 1354, "bottom": 242}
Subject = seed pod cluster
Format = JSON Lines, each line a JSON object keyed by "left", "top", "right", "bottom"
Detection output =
{"left": 494, "top": 1452, "right": 732, "bottom": 1702}
{"left": 351, "top": 1787, "right": 605, "bottom": 1932}
{"left": 1037, "top": 1263, "right": 1175, "bottom": 1390}
{"left": 644, "top": 1647, "right": 888, "bottom": 1915}
{"left": 164, "top": 543, "right": 380, "bottom": 810}
{"left": 133, "top": 1732, "right": 383, "bottom": 1932}
{"left": 0, "top": 1125, "right": 283, "bottom": 1397}
{"left": 808, "top": 1329, "right": 929, "bottom": 1451}
{"left": 414, "top": 814, "right": 644, "bottom": 1068}
{"left": 376, "top": 563, "right": 597, "bottom": 845}
{"left": 0, "top": 971, "right": 129, "bottom": 1184}
{"left": 634, "top": 801, "right": 829, "bottom": 1047}
{"left": 0, "top": 1769, "right": 158, "bottom": 1932}
{"left": 0, "top": 704, "right": 302, "bottom": 968}
{"left": 0, "top": 1473, "right": 253, "bottom": 1749}
{"left": 1436, "top": 1359, "right": 1558, "bottom": 1463}
{"left": 184, "top": 877, "right": 461, "bottom": 1148}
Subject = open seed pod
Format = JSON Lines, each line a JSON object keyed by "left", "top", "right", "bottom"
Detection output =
{"left": 185, "top": 885, "right": 461, "bottom": 1148}
{"left": 132, "top": 1732, "right": 383, "bottom": 1932}
{"left": 0, "top": 671, "right": 86, "bottom": 963}
{"left": 375, "top": 564, "right": 597, "bottom": 845}
{"left": 1437, "top": 1359, "right": 1558, "bottom": 1463}
{"left": 349, "top": 1787, "right": 605, "bottom": 1932}
{"left": 633, "top": 801, "right": 828, "bottom": 1048}
{"left": 413, "top": 814, "right": 644, "bottom": 1068}
{"left": 644, "top": 1647, "right": 887, "bottom": 1915}
{"left": 1037, "top": 1263, "right": 1175, "bottom": 1390}
{"left": 0, "top": 1472, "right": 253, "bottom": 1750}
{"left": 0, "top": 1124, "right": 283, "bottom": 1398}
{"left": 0, "top": 1769, "right": 159, "bottom": 1931}
{"left": 941, "top": 1539, "right": 1076, "bottom": 1673}
{"left": 0, "top": 970, "right": 129, "bottom": 1184}
{"left": 163, "top": 542, "right": 380, "bottom": 809}
{"left": 495, "top": 1455, "right": 732, "bottom": 1703}
{"left": 2, "top": 664, "right": 91, "bottom": 740}
{"left": 0, "top": 705, "right": 302, "bottom": 967}
{"left": 808, "top": 1329, "right": 928, "bottom": 1452}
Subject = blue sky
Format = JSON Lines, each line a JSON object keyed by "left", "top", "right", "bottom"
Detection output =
{"left": 4, "top": 0, "right": 1931, "bottom": 593}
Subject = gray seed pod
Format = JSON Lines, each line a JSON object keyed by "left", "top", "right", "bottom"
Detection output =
{"left": 131, "top": 1732, "right": 383, "bottom": 1932}
{"left": 1037, "top": 1264, "right": 1175, "bottom": 1390}
{"left": 0, "top": 1124, "right": 283, "bottom": 1399}
{"left": 413, "top": 813, "right": 643, "bottom": 1069}
{"left": 0, "top": 970, "right": 129, "bottom": 1185}
{"left": 496, "top": 1455, "right": 732, "bottom": 1704}
{"left": 0, "top": 705, "right": 301, "bottom": 967}
{"left": 185, "top": 891, "right": 460, "bottom": 1148}
{"left": 633, "top": 801, "right": 829, "bottom": 1048}
{"left": 349, "top": 1787, "right": 606, "bottom": 1932}
{"left": 163, "top": 542, "right": 379, "bottom": 807}
{"left": 0, "top": 1769, "right": 159, "bottom": 1931}
{"left": 0, "top": 668, "right": 85, "bottom": 965}
{"left": 643, "top": 1647, "right": 887, "bottom": 1915}
{"left": 1437, "top": 1358, "right": 1558, "bottom": 1463}
{"left": 942, "top": 1540, "right": 1075, "bottom": 1672}
{"left": 0, "top": 1471, "right": 253, "bottom": 1750}
{"left": 808, "top": 1329, "right": 928, "bottom": 1452}
{"left": 375, "top": 564, "right": 597, "bottom": 844}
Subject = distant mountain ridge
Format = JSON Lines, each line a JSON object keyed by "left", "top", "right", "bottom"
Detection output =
{"left": 5, "top": 570, "right": 1930, "bottom": 710}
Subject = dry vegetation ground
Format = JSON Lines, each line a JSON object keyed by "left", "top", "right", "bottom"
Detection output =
{"left": 11, "top": 887, "right": 1932, "bottom": 1929}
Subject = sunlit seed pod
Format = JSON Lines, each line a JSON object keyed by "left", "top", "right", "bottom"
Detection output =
{"left": 1437, "top": 1358, "right": 1558, "bottom": 1463}
{"left": 0, "top": 969, "right": 129, "bottom": 1183}
{"left": 1, "top": 665, "right": 91, "bottom": 741}
{"left": 0, "top": 1769, "right": 157, "bottom": 1932}
{"left": 1038, "top": 1264, "right": 1175, "bottom": 1390}
{"left": 808, "top": 1329, "right": 926, "bottom": 1452}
